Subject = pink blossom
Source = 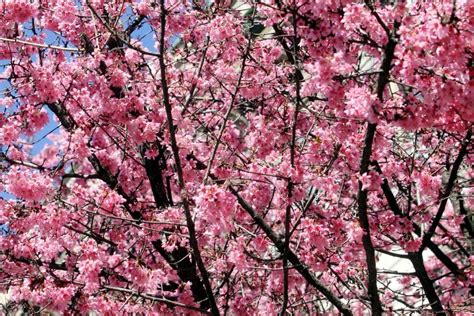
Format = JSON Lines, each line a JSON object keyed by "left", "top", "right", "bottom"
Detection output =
{"left": 0, "top": 0, "right": 472, "bottom": 314}
{"left": 6, "top": 168, "right": 51, "bottom": 201}
{"left": 404, "top": 239, "right": 422, "bottom": 252}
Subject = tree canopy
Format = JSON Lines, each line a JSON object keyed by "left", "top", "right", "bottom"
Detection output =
{"left": 0, "top": 0, "right": 473, "bottom": 314}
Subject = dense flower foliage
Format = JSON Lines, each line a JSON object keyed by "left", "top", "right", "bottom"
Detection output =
{"left": 0, "top": 0, "right": 473, "bottom": 314}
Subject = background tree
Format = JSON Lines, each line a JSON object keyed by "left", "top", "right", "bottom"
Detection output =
{"left": 0, "top": 0, "right": 472, "bottom": 314}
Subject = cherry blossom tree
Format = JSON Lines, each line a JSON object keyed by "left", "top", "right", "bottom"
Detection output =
{"left": 0, "top": 0, "right": 472, "bottom": 314}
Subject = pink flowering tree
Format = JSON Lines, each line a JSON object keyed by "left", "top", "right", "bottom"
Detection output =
{"left": 0, "top": 0, "right": 473, "bottom": 314}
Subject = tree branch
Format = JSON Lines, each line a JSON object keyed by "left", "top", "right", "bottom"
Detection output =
{"left": 0, "top": 37, "right": 81, "bottom": 52}
{"left": 421, "top": 128, "right": 472, "bottom": 249}
{"left": 355, "top": 16, "right": 399, "bottom": 314}
{"left": 372, "top": 161, "right": 449, "bottom": 313}
{"left": 202, "top": 15, "right": 253, "bottom": 184}
{"left": 158, "top": 0, "right": 219, "bottom": 314}
{"left": 103, "top": 285, "right": 210, "bottom": 314}
{"left": 229, "top": 186, "right": 352, "bottom": 316}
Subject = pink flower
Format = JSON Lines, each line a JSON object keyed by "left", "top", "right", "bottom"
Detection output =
{"left": 359, "top": 171, "right": 382, "bottom": 191}
{"left": 404, "top": 239, "right": 422, "bottom": 252}
{"left": 110, "top": 69, "right": 128, "bottom": 87}
{"left": 253, "top": 235, "right": 268, "bottom": 253}
{"left": 6, "top": 168, "right": 51, "bottom": 201}
{"left": 4, "top": 0, "right": 37, "bottom": 23}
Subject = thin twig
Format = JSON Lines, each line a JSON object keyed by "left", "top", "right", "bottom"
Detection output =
{"left": 103, "top": 285, "right": 209, "bottom": 313}
{"left": 157, "top": 0, "right": 219, "bottom": 314}
{"left": 0, "top": 37, "right": 80, "bottom": 52}
{"left": 202, "top": 13, "right": 254, "bottom": 184}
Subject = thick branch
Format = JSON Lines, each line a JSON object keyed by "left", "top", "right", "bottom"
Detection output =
{"left": 142, "top": 143, "right": 170, "bottom": 208}
{"left": 47, "top": 102, "right": 76, "bottom": 130}
{"left": 355, "top": 19, "right": 399, "bottom": 315}
{"left": 408, "top": 253, "right": 445, "bottom": 315}
{"left": 282, "top": 9, "right": 302, "bottom": 315}
{"left": 357, "top": 123, "right": 383, "bottom": 315}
